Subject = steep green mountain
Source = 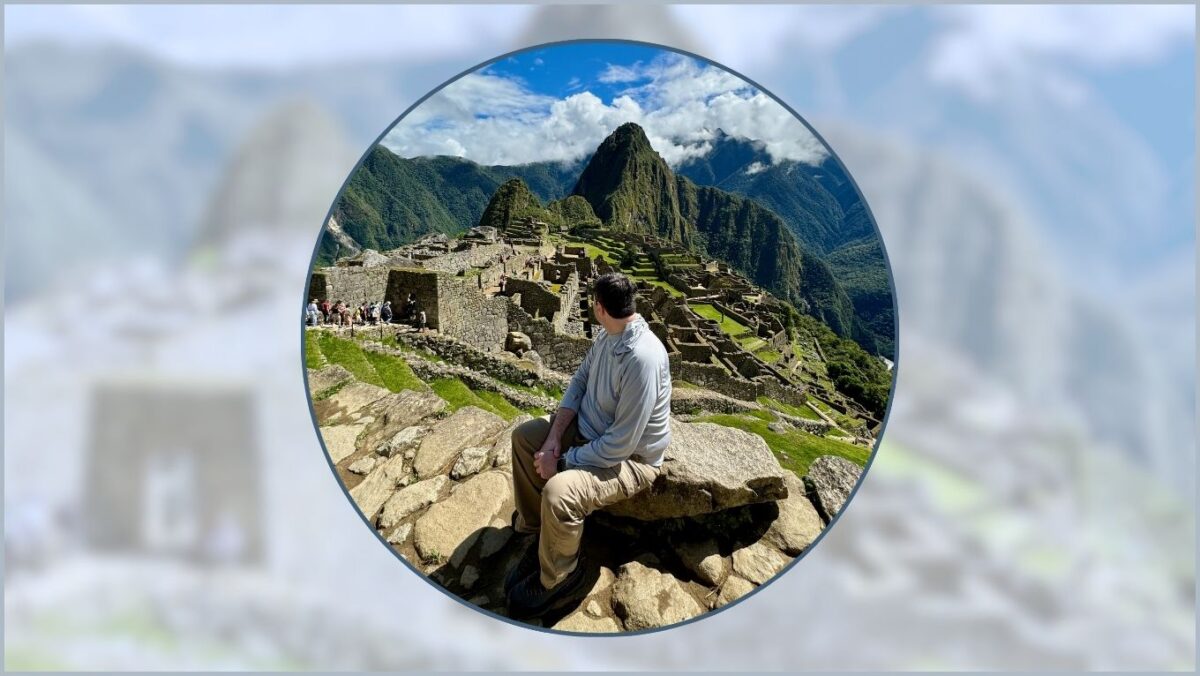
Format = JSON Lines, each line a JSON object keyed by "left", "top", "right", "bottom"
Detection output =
{"left": 317, "top": 146, "right": 580, "bottom": 264}
{"left": 548, "top": 194, "right": 600, "bottom": 227}
{"left": 678, "top": 131, "right": 870, "bottom": 254}
{"left": 478, "top": 178, "right": 552, "bottom": 230}
{"left": 827, "top": 236, "right": 895, "bottom": 358}
{"left": 573, "top": 123, "right": 860, "bottom": 341}
{"left": 678, "top": 131, "right": 892, "bottom": 357}
{"left": 572, "top": 123, "right": 694, "bottom": 245}
{"left": 675, "top": 129, "right": 770, "bottom": 186}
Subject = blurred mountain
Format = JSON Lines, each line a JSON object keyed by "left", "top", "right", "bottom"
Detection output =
{"left": 819, "top": 122, "right": 1193, "bottom": 492}
{"left": 4, "top": 34, "right": 1189, "bottom": 490}
{"left": 3, "top": 41, "right": 482, "bottom": 299}
{"left": 194, "top": 101, "right": 357, "bottom": 250}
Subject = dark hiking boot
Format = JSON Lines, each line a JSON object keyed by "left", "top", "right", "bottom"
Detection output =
{"left": 503, "top": 536, "right": 540, "bottom": 595}
{"left": 506, "top": 560, "right": 588, "bottom": 620}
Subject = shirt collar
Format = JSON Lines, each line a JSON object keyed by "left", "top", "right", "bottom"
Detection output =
{"left": 610, "top": 314, "right": 647, "bottom": 356}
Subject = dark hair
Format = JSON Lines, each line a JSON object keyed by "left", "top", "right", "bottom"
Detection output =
{"left": 593, "top": 272, "right": 636, "bottom": 318}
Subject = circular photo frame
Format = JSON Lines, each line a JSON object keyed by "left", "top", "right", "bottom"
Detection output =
{"left": 302, "top": 39, "right": 897, "bottom": 635}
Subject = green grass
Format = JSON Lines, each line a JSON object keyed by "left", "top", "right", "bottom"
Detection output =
{"left": 316, "top": 333, "right": 384, "bottom": 387}
{"left": 313, "top": 379, "right": 349, "bottom": 402}
{"left": 362, "top": 350, "right": 425, "bottom": 393}
{"left": 429, "top": 378, "right": 526, "bottom": 421}
{"left": 692, "top": 304, "right": 754, "bottom": 340}
{"left": 524, "top": 406, "right": 549, "bottom": 417}
{"left": 633, "top": 276, "right": 684, "bottom": 298}
{"left": 507, "top": 380, "right": 563, "bottom": 400}
{"left": 672, "top": 380, "right": 702, "bottom": 389}
{"left": 738, "top": 335, "right": 767, "bottom": 352}
{"left": 757, "top": 395, "right": 822, "bottom": 421}
{"left": 698, "top": 413, "right": 870, "bottom": 476}
{"left": 305, "top": 331, "right": 325, "bottom": 369}
{"left": 389, "top": 341, "right": 445, "bottom": 362}
{"left": 754, "top": 348, "right": 782, "bottom": 364}
{"left": 580, "top": 242, "right": 618, "bottom": 263}
{"left": 474, "top": 390, "right": 524, "bottom": 421}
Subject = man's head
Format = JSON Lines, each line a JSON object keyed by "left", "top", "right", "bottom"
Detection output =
{"left": 592, "top": 273, "right": 637, "bottom": 329}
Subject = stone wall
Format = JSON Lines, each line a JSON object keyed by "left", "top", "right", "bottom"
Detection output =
{"left": 507, "top": 303, "right": 592, "bottom": 373}
{"left": 313, "top": 266, "right": 392, "bottom": 305}
{"left": 385, "top": 269, "right": 441, "bottom": 327}
{"left": 384, "top": 269, "right": 507, "bottom": 352}
{"left": 758, "top": 378, "right": 809, "bottom": 409}
{"left": 675, "top": 360, "right": 808, "bottom": 407}
{"left": 558, "top": 272, "right": 580, "bottom": 332}
{"left": 677, "top": 362, "right": 760, "bottom": 401}
{"left": 504, "top": 279, "right": 561, "bottom": 321}
{"left": 676, "top": 341, "right": 715, "bottom": 364}
{"left": 420, "top": 243, "right": 505, "bottom": 274}
{"left": 437, "top": 276, "right": 508, "bottom": 352}
{"left": 391, "top": 332, "right": 570, "bottom": 392}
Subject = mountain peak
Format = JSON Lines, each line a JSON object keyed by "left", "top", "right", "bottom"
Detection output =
{"left": 572, "top": 123, "right": 688, "bottom": 240}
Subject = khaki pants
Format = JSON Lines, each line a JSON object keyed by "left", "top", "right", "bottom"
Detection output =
{"left": 511, "top": 414, "right": 660, "bottom": 588}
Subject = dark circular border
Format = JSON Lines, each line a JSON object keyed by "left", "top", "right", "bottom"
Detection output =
{"left": 299, "top": 38, "right": 901, "bottom": 639}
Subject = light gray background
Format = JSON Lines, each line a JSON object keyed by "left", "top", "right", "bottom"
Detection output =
{"left": 4, "top": 4, "right": 1195, "bottom": 670}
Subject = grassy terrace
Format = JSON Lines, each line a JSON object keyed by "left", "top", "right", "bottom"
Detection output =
{"left": 757, "top": 395, "right": 822, "bottom": 421}
{"left": 691, "top": 303, "right": 767, "bottom": 350}
{"left": 698, "top": 412, "right": 871, "bottom": 476}
{"left": 308, "top": 331, "right": 546, "bottom": 419}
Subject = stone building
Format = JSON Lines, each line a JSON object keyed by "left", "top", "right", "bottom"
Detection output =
{"left": 83, "top": 378, "right": 262, "bottom": 565}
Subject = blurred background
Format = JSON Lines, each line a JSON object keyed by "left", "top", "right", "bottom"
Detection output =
{"left": 4, "top": 4, "right": 1194, "bottom": 670}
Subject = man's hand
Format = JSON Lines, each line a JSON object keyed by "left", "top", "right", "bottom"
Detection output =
{"left": 537, "top": 439, "right": 564, "bottom": 480}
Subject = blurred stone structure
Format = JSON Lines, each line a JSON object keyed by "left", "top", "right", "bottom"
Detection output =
{"left": 83, "top": 379, "right": 262, "bottom": 565}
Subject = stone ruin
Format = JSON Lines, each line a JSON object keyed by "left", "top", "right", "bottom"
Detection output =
{"left": 306, "top": 349, "right": 863, "bottom": 632}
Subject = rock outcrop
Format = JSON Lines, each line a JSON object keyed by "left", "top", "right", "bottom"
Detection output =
{"left": 412, "top": 407, "right": 507, "bottom": 478}
{"left": 308, "top": 336, "right": 869, "bottom": 635}
{"left": 612, "top": 559, "right": 706, "bottom": 630}
{"left": 805, "top": 455, "right": 862, "bottom": 521}
{"left": 307, "top": 364, "right": 353, "bottom": 397}
{"left": 603, "top": 420, "right": 788, "bottom": 520}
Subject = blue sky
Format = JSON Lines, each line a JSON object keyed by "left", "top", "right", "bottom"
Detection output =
{"left": 481, "top": 43, "right": 714, "bottom": 103}
{"left": 380, "top": 42, "right": 826, "bottom": 167}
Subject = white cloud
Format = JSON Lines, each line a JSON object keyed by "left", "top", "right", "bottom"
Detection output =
{"left": 670, "top": 6, "right": 894, "bottom": 68}
{"left": 597, "top": 63, "right": 643, "bottom": 84}
{"left": 383, "top": 52, "right": 828, "bottom": 167}
{"left": 745, "top": 162, "right": 767, "bottom": 176}
{"left": 928, "top": 5, "right": 1195, "bottom": 102}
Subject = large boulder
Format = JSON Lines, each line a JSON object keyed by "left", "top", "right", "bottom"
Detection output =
{"left": 358, "top": 389, "right": 446, "bottom": 452}
{"left": 320, "top": 422, "right": 369, "bottom": 464}
{"left": 603, "top": 420, "right": 787, "bottom": 520}
{"left": 763, "top": 473, "right": 825, "bottom": 555}
{"left": 378, "top": 475, "right": 450, "bottom": 530}
{"left": 611, "top": 559, "right": 705, "bottom": 630}
{"left": 714, "top": 575, "right": 755, "bottom": 609}
{"left": 505, "top": 331, "right": 533, "bottom": 355}
{"left": 804, "top": 455, "right": 863, "bottom": 521}
{"left": 413, "top": 471, "right": 510, "bottom": 567}
{"left": 349, "top": 455, "right": 410, "bottom": 521}
{"left": 730, "top": 541, "right": 790, "bottom": 585}
{"left": 313, "top": 381, "right": 390, "bottom": 424}
{"left": 412, "top": 407, "right": 508, "bottom": 478}
{"left": 307, "top": 364, "right": 352, "bottom": 397}
{"left": 491, "top": 413, "right": 535, "bottom": 468}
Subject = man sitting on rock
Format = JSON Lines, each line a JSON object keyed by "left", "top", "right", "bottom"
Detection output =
{"left": 506, "top": 272, "right": 673, "bottom": 619}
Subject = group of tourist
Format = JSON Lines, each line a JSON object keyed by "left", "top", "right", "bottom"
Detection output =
{"left": 304, "top": 295, "right": 427, "bottom": 332}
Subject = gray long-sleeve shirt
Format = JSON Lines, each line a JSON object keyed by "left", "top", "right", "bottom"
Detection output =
{"left": 561, "top": 314, "right": 672, "bottom": 469}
